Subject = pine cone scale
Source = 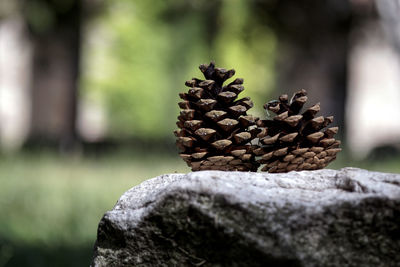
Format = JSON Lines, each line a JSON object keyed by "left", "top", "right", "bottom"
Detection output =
{"left": 176, "top": 62, "right": 260, "bottom": 171}
{"left": 176, "top": 64, "right": 340, "bottom": 173}
{"left": 257, "top": 89, "right": 341, "bottom": 173}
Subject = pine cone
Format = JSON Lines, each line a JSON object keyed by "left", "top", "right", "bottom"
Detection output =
{"left": 175, "top": 62, "right": 260, "bottom": 171}
{"left": 255, "top": 89, "right": 341, "bottom": 173}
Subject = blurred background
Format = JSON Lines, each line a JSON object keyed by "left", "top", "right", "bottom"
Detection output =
{"left": 0, "top": 0, "right": 399, "bottom": 266}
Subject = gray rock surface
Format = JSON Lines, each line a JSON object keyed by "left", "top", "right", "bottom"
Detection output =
{"left": 91, "top": 168, "right": 400, "bottom": 267}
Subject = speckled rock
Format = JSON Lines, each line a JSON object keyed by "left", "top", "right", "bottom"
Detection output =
{"left": 91, "top": 168, "right": 400, "bottom": 267}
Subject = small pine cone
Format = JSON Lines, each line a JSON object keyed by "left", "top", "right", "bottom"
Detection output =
{"left": 256, "top": 89, "right": 341, "bottom": 173}
{"left": 175, "top": 62, "right": 260, "bottom": 171}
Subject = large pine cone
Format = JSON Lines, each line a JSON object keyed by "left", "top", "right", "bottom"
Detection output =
{"left": 175, "top": 62, "right": 260, "bottom": 171}
{"left": 255, "top": 89, "right": 341, "bottom": 173}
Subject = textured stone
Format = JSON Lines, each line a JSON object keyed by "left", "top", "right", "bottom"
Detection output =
{"left": 91, "top": 168, "right": 400, "bottom": 267}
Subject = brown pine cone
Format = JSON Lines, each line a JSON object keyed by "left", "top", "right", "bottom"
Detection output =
{"left": 175, "top": 62, "right": 260, "bottom": 171}
{"left": 255, "top": 89, "right": 341, "bottom": 173}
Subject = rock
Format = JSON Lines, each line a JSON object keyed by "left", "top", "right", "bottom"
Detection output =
{"left": 91, "top": 168, "right": 400, "bottom": 267}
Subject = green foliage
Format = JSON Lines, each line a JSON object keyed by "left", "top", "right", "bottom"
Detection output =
{"left": 81, "top": 0, "right": 276, "bottom": 139}
{"left": 22, "top": 0, "right": 80, "bottom": 34}
{"left": 24, "top": 0, "right": 56, "bottom": 33}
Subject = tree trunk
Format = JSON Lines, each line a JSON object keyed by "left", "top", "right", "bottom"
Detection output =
{"left": 275, "top": 34, "right": 348, "bottom": 136}
{"left": 252, "top": 0, "right": 353, "bottom": 138}
{"left": 25, "top": 0, "right": 81, "bottom": 151}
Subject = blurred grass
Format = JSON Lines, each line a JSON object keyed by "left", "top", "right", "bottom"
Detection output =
{"left": 0, "top": 152, "right": 189, "bottom": 267}
{"left": 328, "top": 153, "right": 400, "bottom": 174}
{"left": 0, "top": 151, "right": 398, "bottom": 266}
